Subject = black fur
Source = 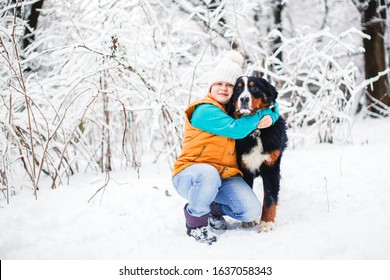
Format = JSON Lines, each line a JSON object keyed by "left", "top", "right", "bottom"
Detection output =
{"left": 230, "top": 76, "right": 288, "bottom": 228}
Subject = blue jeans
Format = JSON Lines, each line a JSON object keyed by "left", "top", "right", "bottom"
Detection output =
{"left": 172, "top": 164, "right": 261, "bottom": 222}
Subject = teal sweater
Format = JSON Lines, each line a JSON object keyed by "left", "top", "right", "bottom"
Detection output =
{"left": 190, "top": 103, "right": 279, "bottom": 139}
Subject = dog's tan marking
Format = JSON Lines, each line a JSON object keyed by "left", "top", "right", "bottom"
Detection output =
{"left": 261, "top": 202, "right": 277, "bottom": 223}
{"left": 251, "top": 97, "right": 268, "bottom": 111}
{"left": 264, "top": 149, "right": 281, "bottom": 167}
{"left": 258, "top": 203, "right": 276, "bottom": 231}
{"left": 249, "top": 81, "right": 255, "bottom": 87}
{"left": 233, "top": 110, "right": 243, "bottom": 119}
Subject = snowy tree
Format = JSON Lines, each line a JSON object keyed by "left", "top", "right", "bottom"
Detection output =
{"left": 22, "top": 0, "right": 44, "bottom": 52}
{"left": 1, "top": 0, "right": 389, "bottom": 200}
{"left": 353, "top": 0, "right": 390, "bottom": 117}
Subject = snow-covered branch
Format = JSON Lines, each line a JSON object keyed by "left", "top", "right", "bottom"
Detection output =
{"left": 1, "top": 0, "right": 388, "bottom": 199}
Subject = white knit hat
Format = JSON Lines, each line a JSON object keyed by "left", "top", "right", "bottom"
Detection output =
{"left": 208, "top": 50, "right": 244, "bottom": 91}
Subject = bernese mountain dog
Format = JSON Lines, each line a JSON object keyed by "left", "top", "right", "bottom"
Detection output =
{"left": 230, "top": 76, "right": 288, "bottom": 232}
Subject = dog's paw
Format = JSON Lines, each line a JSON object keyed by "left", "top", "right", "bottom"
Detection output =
{"left": 257, "top": 221, "right": 274, "bottom": 233}
{"left": 241, "top": 220, "right": 258, "bottom": 228}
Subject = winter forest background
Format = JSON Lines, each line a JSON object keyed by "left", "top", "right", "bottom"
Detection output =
{"left": 1, "top": 0, "right": 389, "bottom": 199}
{"left": 1, "top": 0, "right": 390, "bottom": 262}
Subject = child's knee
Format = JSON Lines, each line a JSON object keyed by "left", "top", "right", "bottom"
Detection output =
{"left": 193, "top": 164, "right": 221, "bottom": 185}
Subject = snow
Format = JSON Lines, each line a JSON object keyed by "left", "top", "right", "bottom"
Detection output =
{"left": 1, "top": 117, "right": 390, "bottom": 260}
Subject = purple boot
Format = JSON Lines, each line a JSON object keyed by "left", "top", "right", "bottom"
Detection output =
{"left": 208, "top": 202, "right": 227, "bottom": 230}
{"left": 184, "top": 205, "right": 217, "bottom": 245}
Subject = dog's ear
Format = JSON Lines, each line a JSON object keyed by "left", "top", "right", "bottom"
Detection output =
{"left": 232, "top": 77, "right": 244, "bottom": 100}
{"left": 268, "top": 83, "right": 279, "bottom": 101}
{"left": 260, "top": 77, "right": 278, "bottom": 101}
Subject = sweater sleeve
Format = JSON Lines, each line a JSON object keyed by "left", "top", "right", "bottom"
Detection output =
{"left": 190, "top": 104, "right": 279, "bottom": 139}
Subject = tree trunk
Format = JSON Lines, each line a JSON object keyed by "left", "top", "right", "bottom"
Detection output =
{"left": 361, "top": 0, "right": 390, "bottom": 116}
{"left": 272, "top": 0, "right": 285, "bottom": 62}
{"left": 22, "top": 0, "right": 44, "bottom": 50}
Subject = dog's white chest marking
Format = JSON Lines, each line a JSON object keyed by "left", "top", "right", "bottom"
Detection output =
{"left": 241, "top": 135, "right": 270, "bottom": 173}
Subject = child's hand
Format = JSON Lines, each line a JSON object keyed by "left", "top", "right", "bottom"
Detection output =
{"left": 257, "top": 115, "right": 273, "bottom": 129}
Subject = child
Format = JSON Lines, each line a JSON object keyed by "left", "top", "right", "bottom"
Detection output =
{"left": 172, "top": 51, "right": 279, "bottom": 244}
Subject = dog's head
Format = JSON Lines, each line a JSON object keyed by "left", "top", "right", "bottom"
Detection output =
{"left": 231, "top": 76, "right": 278, "bottom": 118}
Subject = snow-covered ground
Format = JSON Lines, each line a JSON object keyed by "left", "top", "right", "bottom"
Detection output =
{"left": 1, "top": 117, "right": 390, "bottom": 260}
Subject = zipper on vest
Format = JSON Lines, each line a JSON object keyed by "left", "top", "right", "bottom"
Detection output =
{"left": 191, "top": 145, "right": 206, "bottom": 162}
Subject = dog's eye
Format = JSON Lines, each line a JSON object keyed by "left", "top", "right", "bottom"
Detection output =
{"left": 251, "top": 87, "right": 259, "bottom": 92}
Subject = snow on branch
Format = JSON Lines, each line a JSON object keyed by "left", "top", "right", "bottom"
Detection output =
{"left": 242, "top": 27, "right": 370, "bottom": 146}
{"left": 1, "top": 0, "right": 387, "bottom": 199}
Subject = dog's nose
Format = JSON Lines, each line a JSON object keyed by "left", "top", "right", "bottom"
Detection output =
{"left": 240, "top": 96, "right": 250, "bottom": 104}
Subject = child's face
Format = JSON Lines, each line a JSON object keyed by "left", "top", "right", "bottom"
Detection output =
{"left": 210, "top": 82, "right": 234, "bottom": 105}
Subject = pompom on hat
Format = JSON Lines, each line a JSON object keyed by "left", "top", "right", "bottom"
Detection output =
{"left": 207, "top": 50, "right": 244, "bottom": 91}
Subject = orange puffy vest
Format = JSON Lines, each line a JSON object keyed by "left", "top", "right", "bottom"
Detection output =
{"left": 172, "top": 95, "right": 242, "bottom": 179}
